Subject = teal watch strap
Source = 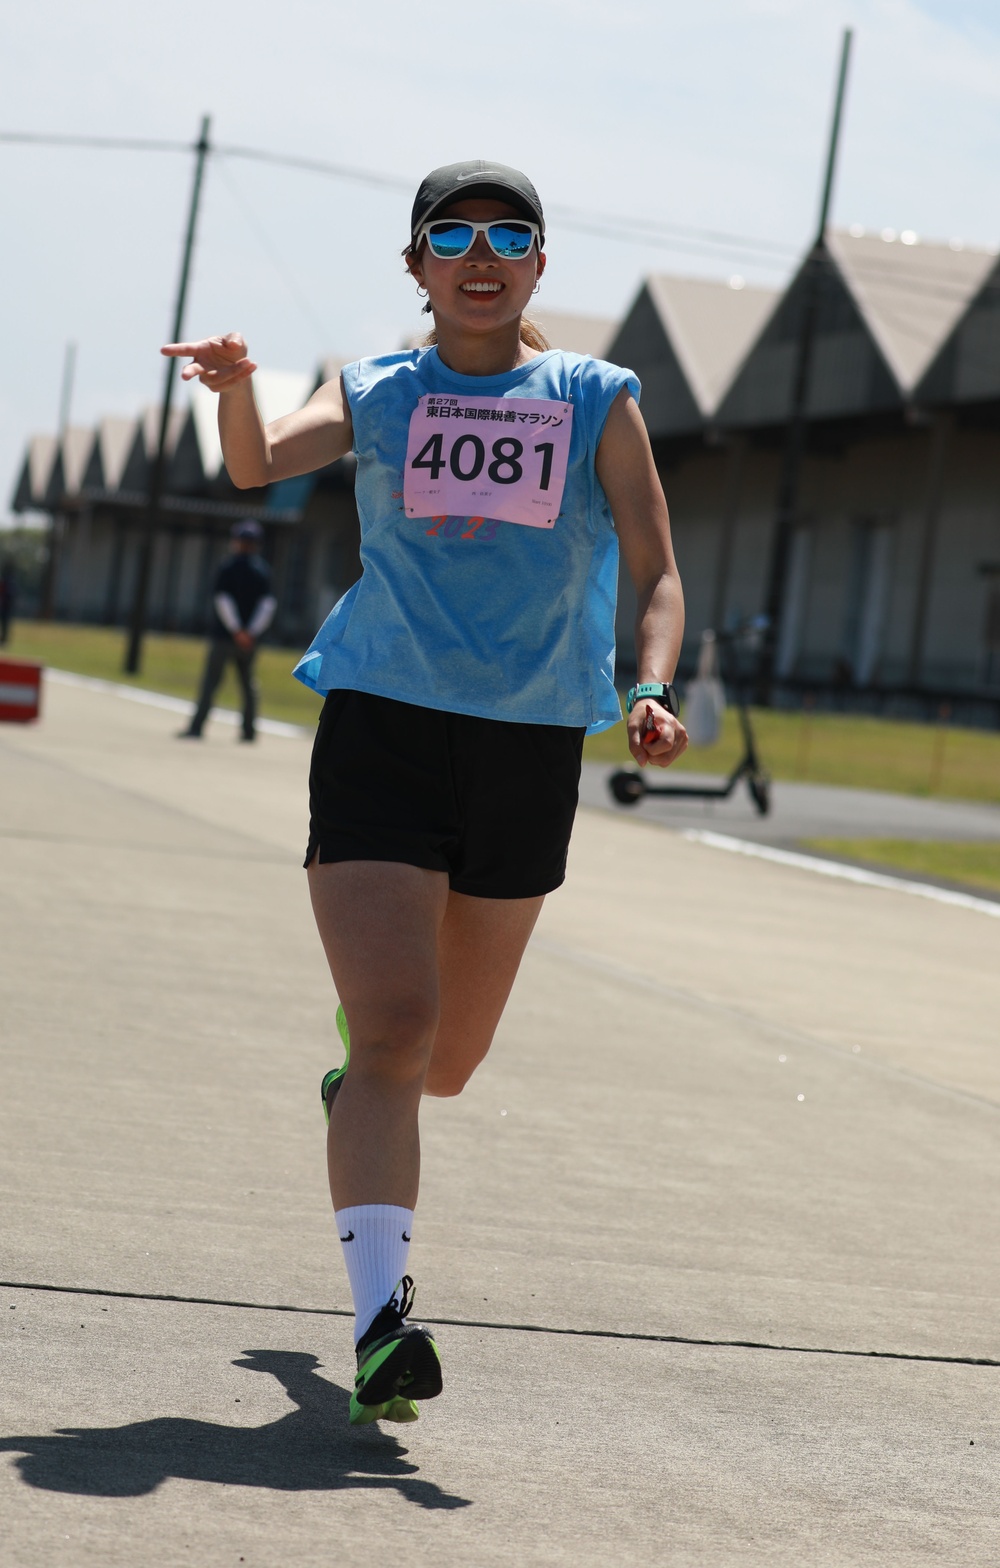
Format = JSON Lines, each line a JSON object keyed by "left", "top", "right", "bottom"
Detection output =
{"left": 626, "top": 682, "right": 679, "bottom": 716}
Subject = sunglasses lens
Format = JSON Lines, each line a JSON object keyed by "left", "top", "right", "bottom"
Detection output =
{"left": 487, "top": 223, "right": 534, "bottom": 258}
{"left": 427, "top": 223, "right": 475, "bottom": 258}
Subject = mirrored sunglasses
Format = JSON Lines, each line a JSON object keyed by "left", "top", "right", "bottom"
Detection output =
{"left": 417, "top": 219, "right": 541, "bottom": 261}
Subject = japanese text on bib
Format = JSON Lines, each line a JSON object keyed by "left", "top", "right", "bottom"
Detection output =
{"left": 403, "top": 395, "right": 573, "bottom": 530}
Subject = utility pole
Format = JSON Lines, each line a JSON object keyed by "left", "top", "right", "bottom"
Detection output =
{"left": 39, "top": 341, "right": 76, "bottom": 620}
{"left": 754, "top": 29, "right": 853, "bottom": 704}
{"left": 57, "top": 340, "right": 77, "bottom": 435}
{"left": 125, "top": 115, "right": 211, "bottom": 674}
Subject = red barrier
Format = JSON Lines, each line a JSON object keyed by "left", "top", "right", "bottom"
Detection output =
{"left": 0, "top": 659, "right": 42, "bottom": 723}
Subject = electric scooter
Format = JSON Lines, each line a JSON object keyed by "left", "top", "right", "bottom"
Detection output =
{"left": 608, "top": 619, "right": 771, "bottom": 816}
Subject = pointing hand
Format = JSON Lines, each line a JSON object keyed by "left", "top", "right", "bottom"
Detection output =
{"left": 161, "top": 332, "right": 257, "bottom": 392}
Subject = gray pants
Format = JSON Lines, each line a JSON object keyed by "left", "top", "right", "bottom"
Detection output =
{"left": 188, "top": 639, "right": 257, "bottom": 739}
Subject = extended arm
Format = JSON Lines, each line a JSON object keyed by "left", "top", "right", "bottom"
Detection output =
{"left": 595, "top": 388, "right": 687, "bottom": 769}
{"left": 161, "top": 333, "right": 354, "bottom": 489}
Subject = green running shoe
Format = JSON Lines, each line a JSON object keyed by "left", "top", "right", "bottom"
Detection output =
{"left": 348, "top": 1275, "right": 442, "bottom": 1427}
{"left": 321, "top": 1004, "right": 351, "bottom": 1126}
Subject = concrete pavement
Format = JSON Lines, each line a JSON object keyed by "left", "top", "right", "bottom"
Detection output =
{"left": 1, "top": 681, "right": 998, "bottom": 1566}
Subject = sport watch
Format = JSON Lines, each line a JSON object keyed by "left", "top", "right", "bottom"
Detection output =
{"left": 626, "top": 682, "right": 679, "bottom": 717}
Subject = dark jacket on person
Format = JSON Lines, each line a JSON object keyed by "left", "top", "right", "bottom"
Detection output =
{"left": 211, "top": 553, "right": 272, "bottom": 641}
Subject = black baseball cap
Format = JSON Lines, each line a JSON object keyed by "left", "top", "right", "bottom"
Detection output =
{"left": 231, "top": 518, "right": 263, "bottom": 541}
{"left": 410, "top": 161, "right": 545, "bottom": 245}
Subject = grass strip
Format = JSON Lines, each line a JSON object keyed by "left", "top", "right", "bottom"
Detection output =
{"left": 803, "top": 839, "right": 1000, "bottom": 895}
{"left": 584, "top": 704, "right": 1000, "bottom": 805}
{"left": 5, "top": 621, "right": 1000, "bottom": 804}
{"left": 5, "top": 621, "right": 322, "bottom": 729}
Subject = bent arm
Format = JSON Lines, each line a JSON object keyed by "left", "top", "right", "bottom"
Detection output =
{"left": 219, "top": 375, "right": 355, "bottom": 490}
{"left": 595, "top": 388, "right": 687, "bottom": 767}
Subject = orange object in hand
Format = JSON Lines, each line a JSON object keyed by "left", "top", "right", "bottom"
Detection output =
{"left": 641, "top": 705, "right": 658, "bottom": 746}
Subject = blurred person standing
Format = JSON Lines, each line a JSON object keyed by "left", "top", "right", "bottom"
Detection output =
{"left": 180, "top": 519, "right": 276, "bottom": 742}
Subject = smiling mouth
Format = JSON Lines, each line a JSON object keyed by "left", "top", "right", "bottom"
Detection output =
{"left": 460, "top": 280, "right": 504, "bottom": 295}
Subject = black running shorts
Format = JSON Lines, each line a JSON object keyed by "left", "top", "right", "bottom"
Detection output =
{"left": 304, "top": 690, "right": 586, "bottom": 899}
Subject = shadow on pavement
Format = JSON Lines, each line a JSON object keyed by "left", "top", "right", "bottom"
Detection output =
{"left": 0, "top": 1349, "right": 471, "bottom": 1510}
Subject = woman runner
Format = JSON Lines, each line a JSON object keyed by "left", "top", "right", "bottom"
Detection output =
{"left": 163, "top": 159, "right": 687, "bottom": 1427}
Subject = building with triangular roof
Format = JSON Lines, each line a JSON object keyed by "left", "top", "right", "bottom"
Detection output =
{"left": 915, "top": 256, "right": 1000, "bottom": 407}
{"left": 43, "top": 427, "right": 94, "bottom": 508}
{"left": 528, "top": 307, "right": 617, "bottom": 359}
{"left": 718, "top": 228, "right": 997, "bottom": 426}
{"left": 80, "top": 417, "right": 138, "bottom": 495}
{"left": 607, "top": 274, "right": 779, "bottom": 437}
{"left": 828, "top": 228, "right": 997, "bottom": 396}
{"left": 10, "top": 435, "right": 59, "bottom": 513}
{"left": 9, "top": 246, "right": 1000, "bottom": 712}
{"left": 700, "top": 230, "right": 1000, "bottom": 703}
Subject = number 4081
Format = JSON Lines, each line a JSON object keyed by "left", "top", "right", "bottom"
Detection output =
{"left": 411, "top": 433, "right": 554, "bottom": 490}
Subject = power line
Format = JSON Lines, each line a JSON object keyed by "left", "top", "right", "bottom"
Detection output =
{"left": 0, "top": 125, "right": 799, "bottom": 267}
{"left": 544, "top": 213, "right": 792, "bottom": 266}
{"left": 219, "top": 139, "right": 413, "bottom": 194}
{"left": 0, "top": 129, "right": 190, "bottom": 153}
{"left": 221, "top": 139, "right": 800, "bottom": 260}
{"left": 548, "top": 205, "right": 798, "bottom": 259}
{"left": 5, "top": 124, "right": 997, "bottom": 297}
{"left": 222, "top": 138, "right": 800, "bottom": 258}
{"left": 213, "top": 154, "right": 336, "bottom": 344}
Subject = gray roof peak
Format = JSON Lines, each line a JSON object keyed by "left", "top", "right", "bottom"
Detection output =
{"left": 643, "top": 274, "right": 781, "bottom": 416}
{"left": 826, "top": 227, "right": 998, "bottom": 392}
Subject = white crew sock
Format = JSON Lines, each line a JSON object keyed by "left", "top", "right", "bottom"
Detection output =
{"left": 334, "top": 1204, "right": 414, "bottom": 1344}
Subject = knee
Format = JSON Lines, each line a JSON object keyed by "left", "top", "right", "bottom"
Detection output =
{"left": 350, "top": 996, "right": 439, "bottom": 1086}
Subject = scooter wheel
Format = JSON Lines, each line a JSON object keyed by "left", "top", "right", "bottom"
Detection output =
{"left": 609, "top": 770, "right": 645, "bottom": 806}
{"left": 748, "top": 774, "right": 771, "bottom": 816}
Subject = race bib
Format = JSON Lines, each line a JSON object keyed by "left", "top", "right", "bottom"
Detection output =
{"left": 403, "top": 395, "right": 573, "bottom": 530}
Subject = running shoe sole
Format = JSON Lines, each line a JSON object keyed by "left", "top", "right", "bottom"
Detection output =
{"left": 349, "top": 1326, "right": 442, "bottom": 1426}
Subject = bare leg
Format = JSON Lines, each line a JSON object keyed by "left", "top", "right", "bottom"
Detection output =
{"left": 309, "top": 863, "right": 543, "bottom": 1212}
{"left": 424, "top": 890, "right": 544, "bottom": 1097}
{"left": 309, "top": 860, "right": 449, "bottom": 1211}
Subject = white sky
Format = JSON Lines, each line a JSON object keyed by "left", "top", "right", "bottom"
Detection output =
{"left": 3, "top": 0, "right": 1000, "bottom": 522}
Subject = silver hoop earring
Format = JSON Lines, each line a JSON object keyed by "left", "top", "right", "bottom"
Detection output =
{"left": 416, "top": 285, "right": 428, "bottom": 299}
{"left": 532, "top": 283, "right": 541, "bottom": 295}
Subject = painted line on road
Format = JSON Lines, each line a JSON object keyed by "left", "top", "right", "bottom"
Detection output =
{"left": 45, "top": 667, "right": 312, "bottom": 739}
{"left": 684, "top": 829, "right": 1000, "bottom": 919}
{"left": 2, "top": 1280, "right": 996, "bottom": 1369}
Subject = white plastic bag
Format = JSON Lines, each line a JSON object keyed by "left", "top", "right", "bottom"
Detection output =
{"left": 683, "top": 631, "right": 726, "bottom": 747}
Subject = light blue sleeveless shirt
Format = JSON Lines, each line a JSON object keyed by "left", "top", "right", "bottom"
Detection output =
{"left": 294, "top": 346, "right": 639, "bottom": 734}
